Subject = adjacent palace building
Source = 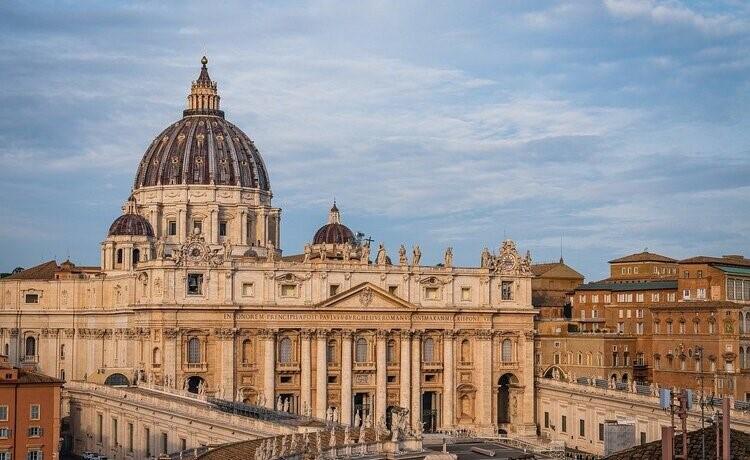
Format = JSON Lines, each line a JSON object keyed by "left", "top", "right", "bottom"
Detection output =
{"left": 0, "top": 58, "right": 537, "bottom": 437}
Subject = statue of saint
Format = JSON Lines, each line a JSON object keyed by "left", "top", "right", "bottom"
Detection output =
{"left": 444, "top": 247, "right": 453, "bottom": 268}
{"left": 412, "top": 245, "right": 421, "bottom": 266}
{"left": 376, "top": 243, "right": 387, "bottom": 265}
{"left": 361, "top": 241, "right": 371, "bottom": 264}
{"left": 480, "top": 247, "right": 491, "bottom": 268}
{"left": 303, "top": 244, "right": 311, "bottom": 263}
{"left": 398, "top": 244, "right": 407, "bottom": 265}
{"left": 156, "top": 238, "right": 165, "bottom": 259}
{"left": 223, "top": 238, "right": 232, "bottom": 259}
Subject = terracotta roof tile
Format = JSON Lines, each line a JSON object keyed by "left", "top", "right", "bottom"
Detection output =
{"left": 604, "top": 427, "right": 750, "bottom": 459}
{"left": 609, "top": 251, "right": 676, "bottom": 264}
{"left": 4, "top": 260, "right": 59, "bottom": 280}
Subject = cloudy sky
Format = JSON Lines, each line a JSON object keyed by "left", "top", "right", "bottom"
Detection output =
{"left": 1, "top": 0, "right": 749, "bottom": 280}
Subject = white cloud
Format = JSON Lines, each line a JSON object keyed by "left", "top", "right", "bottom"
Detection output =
{"left": 603, "top": 0, "right": 748, "bottom": 35}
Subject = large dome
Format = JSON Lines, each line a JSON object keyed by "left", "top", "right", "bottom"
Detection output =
{"left": 132, "top": 57, "right": 270, "bottom": 191}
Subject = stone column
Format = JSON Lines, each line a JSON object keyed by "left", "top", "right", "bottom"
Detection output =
{"left": 442, "top": 330, "right": 455, "bottom": 429}
{"left": 262, "top": 330, "right": 276, "bottom": 409}
{"left": 519, "top": 331, "right": 537, "bottom": 435}
{"left": 163, "top": 329, "right": 178, "bottom": 387}
{"left": 375, "top": 330, "right": 387, "bottom": 423}
{"left": 341, "top": 331, "right": 353, "bottom": 426}
{"left": 210, "top": 206, "right": 219, "bottom": 245}
{"left": 315, "top": 330, "right": 328, "bottom": 419}
{"left": 300, "top": 329, "right": 312, "bottom": 415}
{"left": 178, "top": 207, "right": 187, "bottom": 243}
{"left": 217, "top": 328, "right": 235, "bottom": 399}
{"left": 399, "top": 331, "right": 411, "bottom": 412}
{"left": 258, "top": 209, "right": 268, "bottom": 246}
{"left": 411, "top": 331, "right": 422, "bottom": 429}
{"left": 476, "top": 330, "right": 493, "bottom": 433}
{"left": 238, "top": 208, "right": 247, "bottom": 246}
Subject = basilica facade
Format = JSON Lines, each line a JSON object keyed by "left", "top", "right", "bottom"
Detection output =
{"left": 0, "top": 58, "right": 537, "bottom": 437}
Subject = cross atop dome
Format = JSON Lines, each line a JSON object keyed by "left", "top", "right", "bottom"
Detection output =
{"left": 328, "top": 200, "right": 341, "bottom": 224}
{"left": 185, "top": 56, "right": 223, "bottom": 117}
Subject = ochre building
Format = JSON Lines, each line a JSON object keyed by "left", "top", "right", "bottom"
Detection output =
{"left": 0, "top": 58, "right": 537, "bottom": 437}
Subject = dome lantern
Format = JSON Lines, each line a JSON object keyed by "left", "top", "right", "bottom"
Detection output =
{"left": 184, "top": 56, "right": 223, "bottom": 118}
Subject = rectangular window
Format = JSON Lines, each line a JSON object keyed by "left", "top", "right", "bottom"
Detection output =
{"left": 652, "top": 293, "right": 660, "bottom": 302}
{"left": 181, "top": 438, "right": 187, "bottom": 451}
{"left": 579, "top": 294, "right": 586, "bottom": 303}
{"left": 580, "top": 310, "right": 586, "bottom": 319}
{"left": 168, "top": 220, "right": 177, "bottom": 236}
{"left": 561, "top": 415, "right": 567, "bottom": 433}
{"left": 618, "top": 309, "right": 624, "bottom": 319}
{"left": 128, "top": 422, "right": 134, "bottom": 452}
{"left": 683, "top": 289, "right": 690, "bottom": 300}
{"left": 28, "top": 426, "right": 42, "bottom": 437}
{"left": 0, "top": 428, "right": 9, "bottom": 439}
{"left": 192, "top": 220, "right": 203, "bottom": 234}
{"left": 684, "top": 270, "right": 689, "bottom": 279}
{"left": 604, "top": 294, "right": 611, "bottom": 303}
{"left": 626, "top": 293, "right": 633, "bottom": 302}
{"left": 634, "top": 267, "right": 639, "bottom": 274}
{"left": 97, "top": 413, "right": 103, "bottom": 442}
{"left": 697, "top": 270, "right": 703, "bottom": 278}
{"left": 591, "top": 294, "right": 599, "bottom": 303}
{"left": 667, "top": 293, "right": 675, "bottom": 302}
{"left": 388, "top": 285, "right": 398, "bottom": 296}
{"left": 112, "top": 418, "right": 118, "bottom": 446}
{"left": 544, "top": 412, "right": 550, "bottom": 428}
{"left": 697, "top": 288, "right": 706, "bottom": 299}
{"left": 501, "top": 281, "right": 513, "bottom": 300}
{"left": 329, "top": 284, "right": 339, "bottom": 296}
{"left": 636, "top": 293, "right": 644, "bottom": 303}
{"left": 627, "top": 309, "right": 632, "bottom": 318}
{"left": 25, "top": 293, "right": 39, "bottom": 304}
{"left": 425, "top": 287, "right": 439, "bottom": 300}
{"left": 0, "top": 406, "right": 7, "bottom": 421}
{"left": 640, "top": 432, "right": 647, "bottom": 445}
{"left": 219, "top": 221, "right": 227, "bottom": 237}
{"left": 461, "top": 287, "right": 471, "bottom": 301}
{"left": 617, "top": 322, "right": 624, "bottom": 333}
{"left": 599, "top": 423, "right": 605, "bottom": 441}
{"left": 0, "top": 451, "right": 9, "bottom": 460}
{"left": 145, "top": 427, "right": 151, "bottom": 457}
{"left": 579, "top": 419, "right": 586, "bottom": 437}
{"left": 242, "top": 282, "right": 254, "bottom": 297}
{"left": 30, "top": 405, "right": 40, "bottom": 420}
{"left": 162, "top": 432, "right": 168, "bottom": 454}
{"left": 26, "top": 451, "right": 42, "bottom": 460}
{"left": 280, "top": 284, "right": 296, "bottom": 297}
{"left": 187, "top": 273, "right": 203, "bottom": 295}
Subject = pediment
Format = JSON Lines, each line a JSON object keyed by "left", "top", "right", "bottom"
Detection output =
{"left": 314, "top": 282, "right": 416, "bottom": 311}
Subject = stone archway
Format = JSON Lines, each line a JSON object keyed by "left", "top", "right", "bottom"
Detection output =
{"left": 185, "top": 375, "right": 205, "bottom": 394}
{"left": 497, "top": 373, "right": 519, "bottom": 425}
{"left": 542, "top": 365, "right": 567, "bottom": 381}
{"left": 455, "top": 383, "right": 477, "bottom": 424}
{"left": 104, "top": 373, "right": 130, "bottom": 386}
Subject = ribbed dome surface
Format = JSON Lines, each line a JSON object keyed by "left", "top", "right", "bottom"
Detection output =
{"left": 132, "top": 116, "right": 270, "bottom": 190}
{"left": 108, "top": 213, "right": 154, "bottom": 237}
{"left": 313, "top": 223, "right": 355, "bottom": 245}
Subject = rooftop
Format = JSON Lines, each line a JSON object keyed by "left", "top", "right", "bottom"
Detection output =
{"left": 604, "top": 427, "right": 750, "bottom": 459}
{"left": 609, "top": 251, "right": 676, "bottom": 264}
{"left": 679, "top": 254, "right": 750, "bottom": 267}
{"left": 576, "top": 280, "right": 677, "bottom": 292}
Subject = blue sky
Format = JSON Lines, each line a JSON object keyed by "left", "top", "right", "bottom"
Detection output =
{"left": 1, "top": 0, "right": 749, "bottom": 280}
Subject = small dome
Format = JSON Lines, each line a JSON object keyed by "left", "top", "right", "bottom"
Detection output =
{"left": 108, "top": 213, "right": 154, "bottom": 237}
{"left": 312, "top": 202, "right": 354, "bottom": 245}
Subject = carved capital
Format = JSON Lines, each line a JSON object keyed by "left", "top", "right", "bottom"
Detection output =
{"left": 9, "top": 328, "right": 19, "bottom": 338}
{"left": 163, "top": 328, "right": 180, "bottom": 339}
{"left": 315, "top": 329, "right": 331, "bottom": 340}
{"left": 340, "top": 329, "right": 355, "bottom": 340}
{"left": 398, "top": 330, "right": 412, "bottom": 341}
{"left": 63, "top": 328, "right": 76, "bottom": 339}
{"left": 213, "top": 328, "right": 235, "bottom": 339}
{"left": 41, "top": 328, "right": 59, "bottom": 338}
{"left": 442, "top": 330, "right": 457, "bottom": 340}
{"left": 476, "top": 330, "right": 493, "bottom": 340}
{"left": 375, "top": 329, "right": 390, "bottom": 340}
{"left": 257, "top": 329, "right": 277, "bottom": 340}
{"left": 300, "top": 328, "right": 315, "bottom": 340}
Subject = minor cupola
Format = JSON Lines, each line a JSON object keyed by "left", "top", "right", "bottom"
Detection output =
{"left": 312, "top": 201, "right": 355, "bottom": 245}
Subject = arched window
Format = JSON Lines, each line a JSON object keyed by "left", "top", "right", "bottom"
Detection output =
{"left": 242, "top": 340, "right": 252, "bottom": 364}
{"left": 133, "top": 248, "right": 141, "bottom": 264}
{"left": 577, "top": 352, "right": 582, "bottom": 365}
{"left": 187, "top": 338, "right": 201, "bottom": 364}
{"left": 423, "top": 338, "right": 435, "bottom": 362}
{"left": 501, "top": 339, "right": 512, "bottom": 363}
{"left": 279, "top": 337, "right": 293, "bottom": 363}
{"left": 25, "top": 336, "right": 36, "bottom": 357}
{"left": 152, "top": 347, "right": 161, "bottom": 365}
{"left": 386, "top": 340, "right": 396, "bottom": 364}
{"left": 460, "top": 339, "right": 471, "bottom": 363}
{"left": 104, "top": 373, "right": 129, "bottom": 386}
{"left": 59, "top": 344, "right": 65, "bottom": 360}
{"left": 116, "top": 249, "right": 123, "bottom": 264}
{"left": 355, "top": 338, "right": 368, "bottom": 363}
{"left": 327, "top": 340, "right": 337, "bottom": 364}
